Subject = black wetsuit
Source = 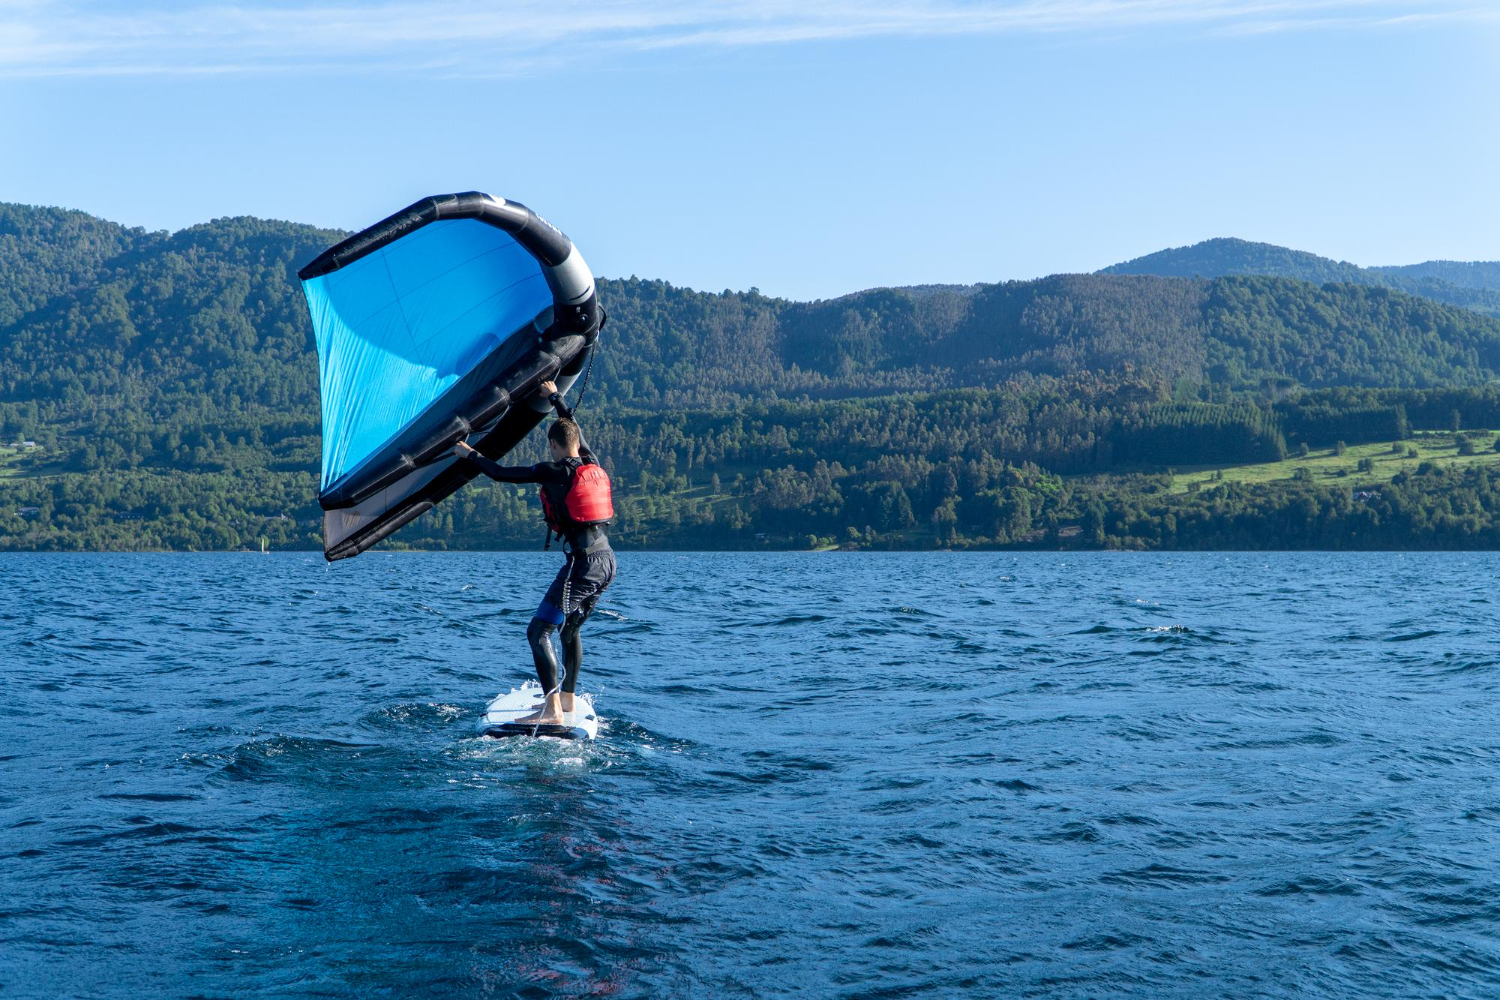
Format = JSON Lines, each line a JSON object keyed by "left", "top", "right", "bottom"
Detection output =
{"left": 462, "top": 428, "right": 616, "bottom": 697}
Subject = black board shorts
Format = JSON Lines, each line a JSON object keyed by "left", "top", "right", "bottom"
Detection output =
{"left": 537, "top": 547, "right": 616, "bottom": 624}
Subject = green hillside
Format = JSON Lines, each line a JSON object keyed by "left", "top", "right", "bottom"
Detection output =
{"left": 0, "top": 204, "right": 140, "bottom": 327}
{"left": 1102, "top": 237, "right": 1500, "bottom": 317}
{"left": 1371, "top": 259, "right": 1500, "bottom": 291}
{"left": 1102, "top": 237, "right": 1367, "bottom": 284}
{"left": 6, "top": 203, "right": 1500, "bottom": 552}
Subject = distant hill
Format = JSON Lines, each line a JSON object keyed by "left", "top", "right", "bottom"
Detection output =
{"left": 1102, "top": 237, "right": 1500, "bottom": 316}
{"left": 0, "top": 204, "right": 141, "bottom": 327}
{"left": 599, "top": 272, "right": 1500, "bottom": 398}
{"left": 874, "top": 283, "right": 984, "bottom": 300}
{"left": 1370, "top": 259, "right": 1500, "bottom": 291}
{"left": 1102, "top": 238, "right": 1367, "bottom": 284}
{"left": 4, "top": 205, "right": 1500, "bottom": 478}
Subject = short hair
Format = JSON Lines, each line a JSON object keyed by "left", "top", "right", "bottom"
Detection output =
{"left": 548, "top": 418, "right": 581, "bottom": 450}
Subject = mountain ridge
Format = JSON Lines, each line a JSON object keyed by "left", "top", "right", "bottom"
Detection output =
{"left": 1099, "top": 236, "right": 1500, "bottom": 316}
{"left": 5, "top": 206, "right": 1500, "bottom": 453}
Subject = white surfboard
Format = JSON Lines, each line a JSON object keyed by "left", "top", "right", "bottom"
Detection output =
{"left": 477, "top": 681, "right": 598, "bottom": 740}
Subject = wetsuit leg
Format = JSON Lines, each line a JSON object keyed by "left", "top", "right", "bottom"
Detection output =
{"left": 528, "top": 569, "right": 568, "bottom": 693}
{"left": 559, "top": 609, "right": 588, "bottom": 695}
{"left": 556, "top": 549, "right": 617, "bottom": 696}
{"left": 527, "top": 616, "right": 562, "bottom": 693}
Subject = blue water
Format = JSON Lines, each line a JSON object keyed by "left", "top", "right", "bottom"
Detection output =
{"left": 3, "top": 552, "right": 1499, "bottom": 998}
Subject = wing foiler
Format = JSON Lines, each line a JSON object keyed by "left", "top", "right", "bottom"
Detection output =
{"left": 297, "top": 192, "right": 600, "bottom": 561}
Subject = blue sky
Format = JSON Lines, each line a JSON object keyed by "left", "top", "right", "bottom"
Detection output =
{"left": 1, "top": 1, "right": 1497, "bottom": 299}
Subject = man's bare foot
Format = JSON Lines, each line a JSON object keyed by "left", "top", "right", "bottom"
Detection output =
{"left": 516, "top": 693, "right": 566, "bottom": 725}
{"left": 560, "top": 692, "right": 576, "bottom": 713}
{"left": 514, "top": 709, "right": 565, "bottom": 725}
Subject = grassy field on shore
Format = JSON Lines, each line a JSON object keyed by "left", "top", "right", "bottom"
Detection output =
{"left": 1169, "top": 431, "right": 1500, "bottom": 494}
{"left": 0, "top": 445, "right": 35, "bottom": 480}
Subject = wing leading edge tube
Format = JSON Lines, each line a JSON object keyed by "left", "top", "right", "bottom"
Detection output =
{"left": 298, "top": 192, "right": 600, "bottom": 561}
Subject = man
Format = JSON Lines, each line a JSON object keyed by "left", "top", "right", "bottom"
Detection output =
{"left": 454, "top": 380, "right": 617, "bottom": 725}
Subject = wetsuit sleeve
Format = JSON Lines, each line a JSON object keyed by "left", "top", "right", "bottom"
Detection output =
{"left": 464, "top": 454, "right": 542, "bottom": 483}
{"left": 463, "top": 454, "right": 571, "bottom": 484}
{"left": 546, "top": 392, "right": 596, "bottom": 459}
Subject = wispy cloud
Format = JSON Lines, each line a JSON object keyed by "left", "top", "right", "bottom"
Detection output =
{"left": 0, "top": 1, "right": 1489, "bottom": 78}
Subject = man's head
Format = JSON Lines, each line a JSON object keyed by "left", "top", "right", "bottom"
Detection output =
{"left": 548, "top": 418, "right": 582, "bottom": 461}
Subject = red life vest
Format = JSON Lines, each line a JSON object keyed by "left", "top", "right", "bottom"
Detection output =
{"left": 539, "top": 458, "right": 614, "bottom": 534}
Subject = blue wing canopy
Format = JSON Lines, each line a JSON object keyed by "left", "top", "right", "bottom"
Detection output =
{"left": 298, "top": 193, "right": 600, "bottom": 561}
{"left": 305, "top": 219, "right": 552, "bottom": 491}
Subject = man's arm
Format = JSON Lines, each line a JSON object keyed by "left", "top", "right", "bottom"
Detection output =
{"left": 453, "top": 441, "right": 538, "bottom": 483}
{"left": 453, "top": 441, "right": 568, "bottom": 483}
{"left": 540, "top": 379, "right": 572, "bottom": 419}
{"left": 538, "top": 379, "right": 596, "bottom": 459}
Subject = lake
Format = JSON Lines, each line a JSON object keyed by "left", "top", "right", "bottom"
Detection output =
{"left": 3, "top": 551, "right": 1498, "bottom": 998}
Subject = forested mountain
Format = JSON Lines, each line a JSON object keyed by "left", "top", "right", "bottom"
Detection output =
{"left": 7, "top": 209, "right": 1499, "bottom": 442}
{"left": 0, "top": 205, "right": 140, "bottom": 327}
{"left": 1371, "top": 259, "right": 1500, "bottom": 291}
{"left": 1102, "top": 238, "right": 1368, "bottom": 284}
{"left": 5, "top": 202, "right": 1500, "bottom": 552}
{"left": 1102, "top": 237, "right": 1500, "bottom": 316}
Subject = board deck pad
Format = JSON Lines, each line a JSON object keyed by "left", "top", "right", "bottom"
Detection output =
{"left": 478, "top": 681, "right": 598, "bottom": 740}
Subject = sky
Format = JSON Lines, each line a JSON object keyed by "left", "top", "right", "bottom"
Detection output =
{"left": 1, "top": 1, "right": 1497, "bottom": 300}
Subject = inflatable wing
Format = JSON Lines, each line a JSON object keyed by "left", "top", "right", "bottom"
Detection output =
{"left": 298, "top": 192, "right": 600, "bottom": 561}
